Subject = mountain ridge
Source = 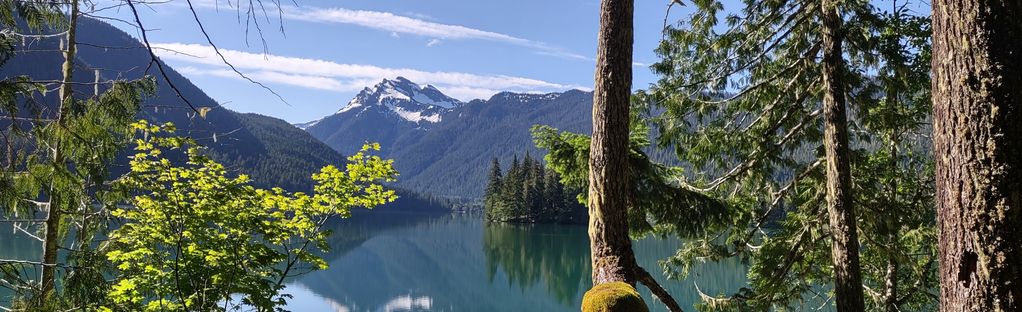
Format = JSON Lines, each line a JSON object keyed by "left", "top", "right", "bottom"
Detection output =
{"left": 302, "top": 78, "right": 594, "bottom": 199}
{"left": 2, "top": 17, "right": 448, "bottom": 211}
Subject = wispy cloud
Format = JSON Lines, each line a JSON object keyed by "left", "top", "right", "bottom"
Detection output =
{"left": 179, "top": 0, "right": 590, "bottom": 61}
{"left": 157, "top": 43, "right": 587, "bottom": 101}
{"left": 283, "top": 7, "right": 532, "bottom": 45}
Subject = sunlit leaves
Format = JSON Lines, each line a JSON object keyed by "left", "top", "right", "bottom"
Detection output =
{"left": 103, "top": 121, "right": 397, "bottom": 311}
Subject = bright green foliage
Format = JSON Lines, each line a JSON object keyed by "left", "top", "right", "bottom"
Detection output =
{"left": 581, "top": 281, "right": 649, "bottom": 312}
{"left": 482, "top": 155, "right": 586, "bottom": 224}
{"left": 102, "top": 121, "right": 397, "bottom": 311}
{"left": 630, "top": 0, "right": 936, "bottom": 310}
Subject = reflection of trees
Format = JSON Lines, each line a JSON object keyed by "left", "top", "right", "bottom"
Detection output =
{"left": 483, "top": 223, "right": 589, "bottom": 305}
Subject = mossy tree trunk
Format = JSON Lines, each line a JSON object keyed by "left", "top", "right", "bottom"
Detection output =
{"left": 41, "top": 0, "right": 78, "bottom": 298}
{"left": 819, "top": 0, "right": 865, "bottom": 310}
{"left": 931, "top": 0, "right": 1022, "bottom": 310}
{"left": 588, "top": 0, "right": 637, "bottom": 287}
{"left": 587, "top": 0, "right": 682, "bottom": 311}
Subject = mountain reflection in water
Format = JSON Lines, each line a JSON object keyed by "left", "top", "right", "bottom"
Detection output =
{"left": 286, "top": 211, "right": 748, "bottom": 311}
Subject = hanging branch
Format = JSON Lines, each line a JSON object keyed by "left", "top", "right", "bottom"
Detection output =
{"left": 183, "top": 0, "right": 289, "bottom": 105}
{"left": 123, "top": 0, "right": 201, "bottom": 114}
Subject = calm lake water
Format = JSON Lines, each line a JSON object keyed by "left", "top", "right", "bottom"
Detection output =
{"left": 0, "top": 211, "right": 751, "bottom": 311}
{"left": 281, "top": 211, "right": 748, "bottom": 311}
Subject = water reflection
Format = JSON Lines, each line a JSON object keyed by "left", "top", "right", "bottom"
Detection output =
{"left": 290, "top": 212, "right": 749, "bottom": 311}
{"left": 1, "top": 212, "right": 751, "bottom": 311}
{"left": 482, "top": 223, "right": 589, "bottom": 306}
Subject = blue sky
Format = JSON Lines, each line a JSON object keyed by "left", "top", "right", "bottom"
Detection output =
{"left": 96, "top": 0, "right": 685, "bottom": 123}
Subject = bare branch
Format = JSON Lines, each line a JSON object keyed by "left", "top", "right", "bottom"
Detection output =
{"left": 124, "top": 0, "right": 201, "bottom": 114}
{"left": 184, "top": 0, "right": 290, "bottom": 105}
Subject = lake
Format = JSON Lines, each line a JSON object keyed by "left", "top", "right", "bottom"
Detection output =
{"left": 281, "top": 211, "right": 749, "bottom": 311}
{"left": 0, "top": 211, "right": 751, "bottom": 311}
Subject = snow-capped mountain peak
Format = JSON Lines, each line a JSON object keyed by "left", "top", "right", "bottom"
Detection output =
{"left": 333, "top": 77, "right": 462, "bottom": 124}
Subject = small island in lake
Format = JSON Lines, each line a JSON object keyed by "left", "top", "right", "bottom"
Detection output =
{"left": 483, "top": 154, "right": 587, "bottom": 224}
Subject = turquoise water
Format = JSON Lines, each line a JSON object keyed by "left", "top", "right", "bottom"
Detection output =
{"left": 0, "top": 211, "right": 751, "bottom": 311}
{"left": 282, "top": 211, "right": 749, "bottom": 311}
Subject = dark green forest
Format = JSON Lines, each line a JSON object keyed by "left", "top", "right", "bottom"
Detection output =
{"left": 483, "top": 154, "right": 586, "bottom": 224}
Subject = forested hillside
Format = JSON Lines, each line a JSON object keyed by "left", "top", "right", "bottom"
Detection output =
{"left": 1, "top": 17, "right": 365, "bottom": 195}
{"left": 304, "top": 88, "right": 594, "bottom": 199}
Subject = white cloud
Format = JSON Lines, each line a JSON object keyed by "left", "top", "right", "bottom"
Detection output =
{"left": 535, "top": 50, "right": 594, "bottom": 62}
{"left": 179, "top": 67, "right": 358, "bottom": 91}
{"left": 440, "top": 86, "right": 502, "bottom": 102}
{"left": 426, "top": 39, "right": 442, "bottom": 47}
{"left": 283, "top": 7, "right": 530, "bottom": 45}
{"left": 157, "top": 43, "right": 585, "bottom": 101}
{"left": 175, "top": 0, "right": 590, "bottom": 61}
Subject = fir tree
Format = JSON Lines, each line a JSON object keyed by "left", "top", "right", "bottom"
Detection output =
{"left": 621, "top": 0, "right": 937, "bottom": 309}
{"left": 483, "top": 158, "right": 503, "bottom": 221}
{"left": 482, "top": 155, "right": 586, "bottom": 224}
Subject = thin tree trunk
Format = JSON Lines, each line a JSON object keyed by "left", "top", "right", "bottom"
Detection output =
{"left": 589, "top": 1, "right": 682, "bottom": 310}
{"left": 40, "top": 0, "right": 78, "bottom": 298}
{"left": 819, "top": 0, "right": 865, "bottom": 310}
{"left": 883, "top": 90, "right": 899, "bottom": 312}
{"left": 883, "top": 242, "right": 899, "bottom": 312}
{"left": 931, "top": 0, "right": 1022, "bottom": 310}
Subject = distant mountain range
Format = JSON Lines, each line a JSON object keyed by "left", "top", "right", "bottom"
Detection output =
{"left": 5, "top": 17, "right": 600, "bottom": 202}
{"left": 300, "top": 77, "right": 594, "bottom": 199}
{"left": 2, "top": 17, "right": 445, "bottom": 211}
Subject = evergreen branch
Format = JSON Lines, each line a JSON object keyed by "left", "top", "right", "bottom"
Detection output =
{"left": 694, "top": 55, "right": 808, "bottom": 105}
{"left": 740, "top": 159, "right": 824, "bottom": 249}
{"left": 678, "top": 3, "right": 814, "bottom": 89}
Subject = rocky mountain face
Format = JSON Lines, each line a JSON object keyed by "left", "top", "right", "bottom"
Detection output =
{"left": 303, "top": 78, "right": 594, "bottom": 199}
{"left": 301, "top": 77, "right": 463, "bottom": 155}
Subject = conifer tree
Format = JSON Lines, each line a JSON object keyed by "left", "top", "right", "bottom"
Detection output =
{"left": 631, "top": 0, "right": 935, "bottom": 309}
{"left": 483, "top": 156, "right": 585, "bottom": 224}
{"left": 484, "top": 158, "right": 503, "bottom": 220}
{"left": 543, "top": 170, "right": 564, "bottom": 222}
{"left": 1, "top": 2, "right": 154, "bottom": 306}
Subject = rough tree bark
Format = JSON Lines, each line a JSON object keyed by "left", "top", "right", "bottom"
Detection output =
{"left": 587, "top": 0, "right": 681, "bottom": 311}
{"left": 931, "top": 0, "right": 1022, "bottom": 310}
{"left": 40, "top": 0, "right": 78, "bottom": 298}
{"left": 589, "top": 0, "right": 638, "bottom": 287}
{"left": 819, "top": 0, "right": 865, "bottom": 311}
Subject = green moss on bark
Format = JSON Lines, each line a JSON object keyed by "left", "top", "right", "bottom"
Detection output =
{"left": 581, "top": 282, "right": 649, "bottom": 312}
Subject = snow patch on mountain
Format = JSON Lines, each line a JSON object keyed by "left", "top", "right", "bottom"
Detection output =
{"left": 294, "top": 120, "right": 320, "bottom": 130}
{"left": 330, "top": 77, "right": 462, "bottom": 124}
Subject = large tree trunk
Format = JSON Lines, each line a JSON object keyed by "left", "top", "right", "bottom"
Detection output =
{"left": 41, "top": 0, "right": 78, "bottom": 298}
{"left": 931, "top": 0, "right": 1022, "bottom": 310}
{"left": 589, "top": 0, "right": 637, "bottom": 287}
{"left": 819, "top": 0, "right": 865, "bottom": 311}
